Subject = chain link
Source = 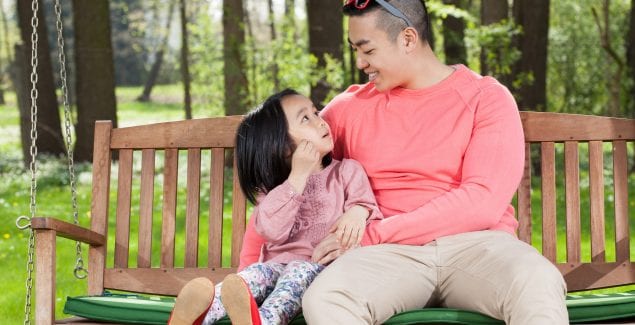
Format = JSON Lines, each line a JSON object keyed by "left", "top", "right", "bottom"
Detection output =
{"left": 54, "top": 0, "right": 86, "bottom": 280}
{"left": 22, "top": 0, "right": 40, "bottom": 323}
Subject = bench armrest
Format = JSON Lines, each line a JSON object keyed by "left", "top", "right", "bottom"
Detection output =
{"left": 31, "top": 217, "right": 105, "bottom": 246}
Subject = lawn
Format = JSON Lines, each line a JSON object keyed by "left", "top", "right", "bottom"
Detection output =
{"left": 1, "top": 86, "right": 634, "bottom": 323}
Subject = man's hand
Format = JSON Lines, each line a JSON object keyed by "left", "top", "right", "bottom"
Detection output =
{"left": 288, "top": 140, "right": 321, "bottom": 193}
{"left": 312, "top": 233, "right": 347, "bottom": 265}
{"left": 330, "top": 205, "right": 369, "bottom": 249}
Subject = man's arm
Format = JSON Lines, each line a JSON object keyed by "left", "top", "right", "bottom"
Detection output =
{"left": 361, "top": 83, "right": 525, "bottom": 246}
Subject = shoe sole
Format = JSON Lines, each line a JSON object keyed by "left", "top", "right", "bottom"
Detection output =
{"left": 222, "top": 274, "right": 255, "bottom": 325}
{"left": 169, "top": 277, "right": 215, "bottom": 325}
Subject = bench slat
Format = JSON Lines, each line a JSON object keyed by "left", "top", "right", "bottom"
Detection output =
{"left": 613, "top": 140, "right": 630, "bottom": 262}
{"left": 161, "top": 149, "right": 178, "bottom": 268}
{"left": 109, "top": 116, "right": 243, "bottom": 149}
{"left": 517, "top": 143, "right": 532, "bottom": 244}
{"left": 88, "top": 122, "right": 113, "bottom": 296}
{"left": 138, "top": 149, "right": 155, "bottom": 268}
{"left": 114, "top": 149, "right": 133, "bottom": 268}
{"left": 565, "top": 141, "right": 581, "bottom": 263}
{"left": 559, "top": 261, "right": 635, "bottom": 291}
{"left": 588, "top": 141, "right": 605, "bottom": 263}
{"left": 208, "top": 148, "right": 225, "bottom": 268}
{"left": 541, "top": 142, "right": 557, "bottom": 262}
{"left": 231, "top": 156, "right": 247, "bottom": 267}
{"left": 185, "top": 149, "right": 201, "bottom": 267}
{"left": 103, "top": 267, "right": 238, "bottom": 296}
{"left": 522, "top": 112, "right": 635, "bottom": 141}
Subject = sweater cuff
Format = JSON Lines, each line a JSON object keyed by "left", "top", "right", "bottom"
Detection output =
{"left": 360, "top": 220, "right": 379, "bottom": 246}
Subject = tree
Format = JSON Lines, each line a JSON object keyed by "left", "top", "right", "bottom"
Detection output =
{"left": 480, "top": 0, "right": 508, "bottom": 76}
{"left": 223, "top": 0, "right": 248, "bottom": 116}
{"left": 627, "top": 0, "right": 635, "bottom": 117}
{"left": 180, "top": 0, "right": 192, "bottom": 119}
{"left": 15, "top": 0, "right": 65, "bottom": 164}
{"left": 0, "top": 2, "right": 11, "bottom": 105}
{"left": 138, "top": 0, "right": 176, "bottom": 102}
{"left": 110, "top": 0, "right": 146, "bottom": 85}
{"left": 512, "top": 0, "right": 550, "bottom": 111}
{"left": 73, "top": 0, "right": 118, "bottom": 162}
{"left": 592, "top": 0, "right": 625, "bottom": 117}
{"left": 442, "top": 0, "right": 467, "bottom": 65}
{"left": 267, "top": 0, "right": 280, "bottom": 91}
{"left": 307, "top": 0, "right": 343, "bottom": 107}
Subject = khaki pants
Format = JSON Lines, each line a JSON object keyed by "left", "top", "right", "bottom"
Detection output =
{"left": 302, "top": 230, "right": 568, "bottom": 324}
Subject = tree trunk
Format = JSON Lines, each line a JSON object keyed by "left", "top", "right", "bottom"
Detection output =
{"left": 0, "top": 2, "right": 7, "bottom": 104}
{"left": 16, "top": 0, "right": 65, "bottom": 163}
{"left": 592, "top": 0, "right": 624, "bottom": 117}
{"left": 73, "top": 0, "right": 118, "bottom": 162}
{"left": 442, "top": 0, "right": 467, "bottom": 65}
{"left": 307, "top": 0, "right": 343, "bottom": 107}
{"left": 13, "top": 44, "right": 30, "bottom": 164}
{"left": 223, "top": 0, "right": 248, "bottom": 116}
{"left": 480, "top": 0, "right": 508, "bottom": 76}
{"left": 138, "top": 0, "right": 176, "bottom": 102}
{"left": 243, "top": 5, "right": 257, "bottom": 106}
{"left": 267, "top": 0, "right": 280, "bottom": 91}
{"left": 179, "top": 0, "right": 192, "bottom": 119}
{"left": 512, "top": 0, "right": 550, "bottom": 112}
{"left": 627, "top": 0, "right": 635, "bottom": 118}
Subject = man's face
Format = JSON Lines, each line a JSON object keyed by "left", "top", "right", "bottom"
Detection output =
{"left": 348, "top": 12, "right": 407, "bottom": 91}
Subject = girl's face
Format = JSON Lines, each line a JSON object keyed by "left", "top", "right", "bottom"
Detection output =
{"left": 281, "top": 94, "right": 334, "bottom": 156}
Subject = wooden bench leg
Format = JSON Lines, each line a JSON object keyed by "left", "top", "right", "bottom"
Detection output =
{"left": 35, "top": 230, "right": 56, "bottom": 325}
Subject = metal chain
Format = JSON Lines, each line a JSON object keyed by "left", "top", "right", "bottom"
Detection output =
{"left": 54, "top": 0, "right": 86, "bottom": 280}
{"left": 21, "top": 0, "right": 40, "bottom": 323}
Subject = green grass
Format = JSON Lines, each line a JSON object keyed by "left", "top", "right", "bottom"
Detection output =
{"left": 1, "top": 86, "right": 634, "bottom": 323}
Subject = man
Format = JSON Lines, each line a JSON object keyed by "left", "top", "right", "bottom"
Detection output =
{"left": 301, "top": 0, "right": 568, "bottom": 324}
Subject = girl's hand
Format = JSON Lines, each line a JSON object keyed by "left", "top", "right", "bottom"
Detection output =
{"left": 311, "top": 233, "right": 345, "bottom": 265}
{"left": 330, "top": 205, "right": 369, "bottom": 249}
{"left": 288, "top": 140, "right": 321, "bottom": 193}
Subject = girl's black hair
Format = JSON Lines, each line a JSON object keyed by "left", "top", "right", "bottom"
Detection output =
{"left": 235, "top": 88, "right": 332, "bottom": 204}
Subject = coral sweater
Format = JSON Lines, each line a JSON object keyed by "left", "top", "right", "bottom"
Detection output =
{"left": 239, "top": 65, "right": 524, "bottom": 266}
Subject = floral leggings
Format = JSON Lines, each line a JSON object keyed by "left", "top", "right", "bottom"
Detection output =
{"left": 202, "top": 260, "right": 324, "bottom": 325}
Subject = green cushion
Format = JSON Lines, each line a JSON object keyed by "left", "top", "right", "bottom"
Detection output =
{"left": 64, "top": 291, "right": 635, "bottom": 324}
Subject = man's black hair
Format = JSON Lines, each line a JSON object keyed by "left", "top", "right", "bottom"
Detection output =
{"left": 344, "top": 0, "right": 429, "bottom": 43}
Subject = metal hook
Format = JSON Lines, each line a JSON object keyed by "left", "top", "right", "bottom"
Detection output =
{"left": 16, "top": 216, "right": 32, "bottom": 230}
{"left": 74, "top": 258, "right": 88, "bottom": 279}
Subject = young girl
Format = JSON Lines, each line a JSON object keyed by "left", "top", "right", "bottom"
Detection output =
{"left": 168, "top": 89, "right": 381, "bottom": 325}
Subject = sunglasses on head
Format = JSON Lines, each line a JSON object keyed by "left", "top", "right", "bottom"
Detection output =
{"left": 343, "top": 0, "right": 413, "bottom": 27}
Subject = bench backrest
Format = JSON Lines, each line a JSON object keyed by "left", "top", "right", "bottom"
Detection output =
{"left": 87, "top": 112, "right": 634, "bottom": 296}
{"left": 517, "top": 112, "right": 634, "bottom": 291}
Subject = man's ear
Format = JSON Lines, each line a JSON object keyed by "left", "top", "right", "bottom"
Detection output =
{"left": 402, "top": 27, "right": 418, "bottom": 52}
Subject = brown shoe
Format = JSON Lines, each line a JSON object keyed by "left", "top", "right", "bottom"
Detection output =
{"left": 221, "top": 274, "right": 261, "bottom": 325}
{"left": 168, "top": 277, "right": 215, "bottom": 325}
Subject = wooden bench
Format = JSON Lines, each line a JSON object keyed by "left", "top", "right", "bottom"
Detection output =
{"left": 31, "top": 111, "right": 634, "bottom": 324}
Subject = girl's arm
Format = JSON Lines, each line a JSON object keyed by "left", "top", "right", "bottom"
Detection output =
{"left": 252, "top": 181, "right": 305, "bottom": 244}
{"left": 254, "top": 138, "right": 322, "bottom": 243}
{"left": 330, "top": 159, "right": 383, "bottom": 247}
{"left": 341, "top": 159, "right": 382, "bottom": 221}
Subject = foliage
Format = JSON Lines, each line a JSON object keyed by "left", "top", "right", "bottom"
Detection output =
{"left": 548, "top": 0, "right": 632, "bottom": 117}
{"left": 466, "top": 20, "right": 522, "bottom": 78}
{"left": 188, "top": 4, "right": 226, "bottom": 117}
{"left": 110, "top": 0, "right": 149, "bottom": 85}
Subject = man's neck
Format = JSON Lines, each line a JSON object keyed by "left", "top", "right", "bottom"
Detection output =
{"left": 403, "top": 47, "right": 456, "bottom": 90}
